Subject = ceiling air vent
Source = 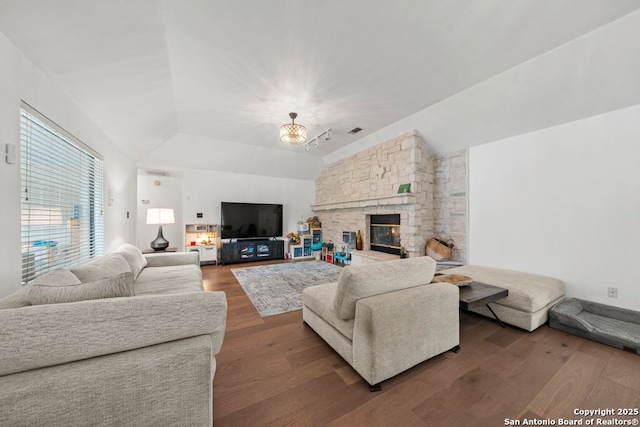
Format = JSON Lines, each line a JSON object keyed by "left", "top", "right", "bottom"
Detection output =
{"left": 144, "top": 170, "right": 170, "bottom": 177}
{"left": 348, "top": 127, "right": 363, "bottom": 135}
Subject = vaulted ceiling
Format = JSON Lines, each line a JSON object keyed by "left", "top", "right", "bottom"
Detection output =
{"left": 1, "top": 0, "right": 639, "bottom": 166}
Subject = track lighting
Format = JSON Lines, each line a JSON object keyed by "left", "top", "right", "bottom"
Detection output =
{"left": 303, "top": 128, "right": 331, "bottom": 152}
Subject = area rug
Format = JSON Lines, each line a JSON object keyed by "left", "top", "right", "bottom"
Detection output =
{"left": 231, "top": 261, "right": 341, "bottom": 317}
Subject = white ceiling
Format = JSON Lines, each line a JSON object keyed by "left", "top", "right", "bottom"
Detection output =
{"left": 1, "top": 0, "right": 640, "bottom": 163}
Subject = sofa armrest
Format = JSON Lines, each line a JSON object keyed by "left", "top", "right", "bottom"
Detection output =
{"left": 352, "top": 283, "right": 459, "bottom": 385}
{"left": 0, "top": 291, "right": 227, "bottom": 376}
{"left": 144, "top": 251, "right": 200, "bottom": 267}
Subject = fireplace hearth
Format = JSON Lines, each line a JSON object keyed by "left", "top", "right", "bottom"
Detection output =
{"left": 370, "top": 214, "right": 401, "bottom": 255}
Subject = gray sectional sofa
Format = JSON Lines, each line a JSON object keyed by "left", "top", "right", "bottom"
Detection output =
{"left": 0, "top": 244, "right": 227, "bottom": 427}
{"left": 302, "top": 256, "right": 460, "bottom": 390}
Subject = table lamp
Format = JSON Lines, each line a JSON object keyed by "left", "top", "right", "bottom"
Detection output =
{"left": 146, "top": 208, "right": 175, "bottom": 251}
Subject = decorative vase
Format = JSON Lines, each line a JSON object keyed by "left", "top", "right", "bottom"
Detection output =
{"left": 356, "top": 230, "right": 363, "bottom": 250}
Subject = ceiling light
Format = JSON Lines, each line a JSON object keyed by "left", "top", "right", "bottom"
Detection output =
{"left": 280, "top": 112, "right": 307, "bottom": 145}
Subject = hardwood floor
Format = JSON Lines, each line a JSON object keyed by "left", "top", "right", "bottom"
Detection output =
{"left": 203, "top": 261, "right": 640, "bottom": 426}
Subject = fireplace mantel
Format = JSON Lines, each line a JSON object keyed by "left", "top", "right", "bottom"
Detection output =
{"left": 311, "top": 193, "right": 417, "bottom": 212}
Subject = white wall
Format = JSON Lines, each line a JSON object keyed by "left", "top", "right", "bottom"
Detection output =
{"left": 135, "top": 167, "right": 315, "bottom": 249}
{"left": 0, "top": 31, "right": 137, "bottom": 298}
{"left": 469, "top": 104, "right": 640, "bottom": 310}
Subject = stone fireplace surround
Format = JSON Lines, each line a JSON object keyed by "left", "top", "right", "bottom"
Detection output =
{"left": 312, "top": 130, "right": 467, "bottom": 262}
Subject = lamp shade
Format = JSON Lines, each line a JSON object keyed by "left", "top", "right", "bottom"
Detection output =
{"left": 146, "top": 208, "right": 175, "bottom": 225}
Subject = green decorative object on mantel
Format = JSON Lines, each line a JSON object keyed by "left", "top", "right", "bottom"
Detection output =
{"left": 397, "top": 183, "right": 411, "bottom": 194}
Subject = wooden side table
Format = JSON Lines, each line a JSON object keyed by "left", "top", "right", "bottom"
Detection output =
{"left": 142, "top": 247, "right": 177, "bottom": 254}
{"left": 458, "top": 282, "right": 509, "bottom": 327}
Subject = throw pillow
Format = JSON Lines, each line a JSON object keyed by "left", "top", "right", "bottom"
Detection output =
{"left": 30, "top": 271, "right": 135, "bottom": 305}
{"left": 114, "top": 243, "right": 148, "bottom": 280}
{"left": 0, "top": 286, "right": 33, "bottom": 309}
{"left": 27, "top": 268, "right": 80, "bottom": 304}
{"left": 70, "top": 253, "right": 131, "bottom": 283}
{"left": 333, "top": 256, "right": 437, "bottom": 320}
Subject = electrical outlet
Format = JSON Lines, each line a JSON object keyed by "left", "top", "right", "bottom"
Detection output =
{"left": 607, "top": 287, "right": 618, "bottom": 298}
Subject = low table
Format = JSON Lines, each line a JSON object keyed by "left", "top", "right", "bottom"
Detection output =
{"left": 142, "top": 247, "right": 177, "bottom": 254}
{"left": 458, "top": 281, "right": 509, "bottom": 327}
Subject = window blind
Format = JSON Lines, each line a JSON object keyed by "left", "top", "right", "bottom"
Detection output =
{"left": 20, "top": 103, "right": 104, "bottom": 284}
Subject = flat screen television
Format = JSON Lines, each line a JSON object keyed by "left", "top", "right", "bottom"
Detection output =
{"left": 221, "top": 202, "right": 283, "bottom": 239}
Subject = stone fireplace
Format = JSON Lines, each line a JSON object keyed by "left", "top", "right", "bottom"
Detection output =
{"left": 312, "top": 131, "right": 434, "bottom": 258}
{"left": 312, "top": 130, "right": 468, "bottom": 262}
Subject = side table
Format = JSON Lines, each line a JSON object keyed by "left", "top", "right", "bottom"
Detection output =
{"left": 142, "top": 247, "right": 177, "bottom": 254}
{"left": 458, "top": 281, "right": 509, "bottom": 327}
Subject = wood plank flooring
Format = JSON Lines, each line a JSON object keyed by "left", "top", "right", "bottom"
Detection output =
{"left": 203, "top": 260, "right": 640, "bottom": 426}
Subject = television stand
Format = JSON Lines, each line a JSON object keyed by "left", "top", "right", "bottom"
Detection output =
{"left": 220, "top": 239, "right": 284, "bottom": 265}
{"left": 235, "top": 237, "right": 279, "bottom": 242}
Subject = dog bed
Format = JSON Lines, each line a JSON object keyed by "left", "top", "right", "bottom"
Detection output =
{"left": 549, "top": 298, "right": 640, "bottom": 354}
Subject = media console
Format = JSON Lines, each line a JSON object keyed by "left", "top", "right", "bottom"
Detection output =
{"left": 220, "top": 238, "right": 284, "bottom": 265}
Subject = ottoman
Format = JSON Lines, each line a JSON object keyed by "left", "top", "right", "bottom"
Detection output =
{"left": 443, "top": 265, "right": 565, "bottom": 331}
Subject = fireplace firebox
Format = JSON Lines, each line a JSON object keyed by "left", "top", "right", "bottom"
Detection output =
{"left": 370, "top": 214, "right": 401, "bottom": 255}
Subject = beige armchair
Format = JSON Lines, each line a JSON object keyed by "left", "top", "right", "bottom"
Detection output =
{"left": 302, "top": 256, "right": 460, "bottom": 390}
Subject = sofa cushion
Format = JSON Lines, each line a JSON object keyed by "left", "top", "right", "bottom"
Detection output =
{"left": 29, "top": 269, "right": 135, "bottom": 305}
{"left": 70, "top": 253, "right": 131, "bottom": 283}
{"left": 444, "top": 265, "right": 565, "bottom": 313}
{"left": 134, "top": 264, "right": 204, "bottom": 295}
{"left": 31, "top": 269, "right": 80, "bottom": 287}
{"left": 333, "top": 256, "right": 437, "bottom": 320}
{"left": 114, "top": 243, "right": 148, "bottom": 280}
{"left": 303, "top": 282, "right": 355, "bottom": 340}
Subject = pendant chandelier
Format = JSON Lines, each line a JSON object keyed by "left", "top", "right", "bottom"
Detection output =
{"left": 280, "top": 112, "right": 307, "bottom": 145}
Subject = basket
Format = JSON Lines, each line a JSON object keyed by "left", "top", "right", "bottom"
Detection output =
{"left": 426, "top": 237, "right": 454, "bottom": 261}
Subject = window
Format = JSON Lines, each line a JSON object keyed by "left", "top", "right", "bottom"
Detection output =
{"left": 20, "top": 103, "right": 104, "bottom": 284}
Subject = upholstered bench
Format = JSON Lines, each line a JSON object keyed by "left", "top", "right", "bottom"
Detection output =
{"left": 442, "top": 265, "right": 565, "bottom": 331}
